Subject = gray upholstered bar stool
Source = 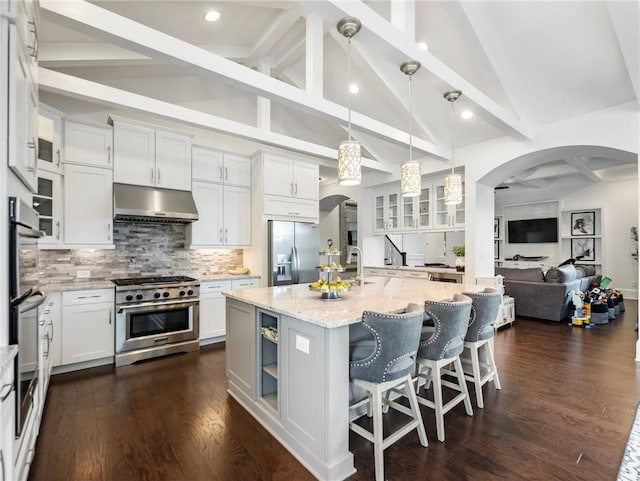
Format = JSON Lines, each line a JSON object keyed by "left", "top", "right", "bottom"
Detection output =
{"left": 461, "top": 287, "right": 503, "bottom": 409}
{"left": 415, "top": 294, "right": 474, "bottom": 442}
{"left": 349, "top": 308, "right": 428, "bottom": 481}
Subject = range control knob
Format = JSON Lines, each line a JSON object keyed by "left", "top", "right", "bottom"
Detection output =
{"left": 179, "top": 290, "right": 186, "bottom": 296}
{"left": 187, "top": 289, "right": 194, "bottom": 296}
{"left": 162, "top": 291, "right": 170, "bottom": 298}
{"left": 154, "top": 292, "right": 161, "bottom": 299}
{"left": 136, "top": 294, "right": 143, "bottom": 300}
{"left": 125, "top": 294, "right": 133, "bottom": 301}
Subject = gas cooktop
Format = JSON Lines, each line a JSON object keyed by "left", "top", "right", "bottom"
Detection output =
{"left": 112, "top": 275, "right": 197, "bottom": 287}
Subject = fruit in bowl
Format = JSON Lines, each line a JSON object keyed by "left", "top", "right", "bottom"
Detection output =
{"left": 309, "top": 278, "right": 350, "bottom": 290}
{"left": 229, "top": 266, "right": 249, "bottom": 274}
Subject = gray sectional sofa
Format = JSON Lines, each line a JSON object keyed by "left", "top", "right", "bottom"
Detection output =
{"left": 495, "top": 264, "right": 602, "bottom": 322}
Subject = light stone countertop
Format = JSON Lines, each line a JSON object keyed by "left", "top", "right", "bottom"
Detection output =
{"left": 223, "top": 276, "right": 483, "bottom": 329}
{"left": 0, "top": 345, "right": 18, "bottom": 377}
{"left": 365, "top": 265, "right": 462, "bottom": 275}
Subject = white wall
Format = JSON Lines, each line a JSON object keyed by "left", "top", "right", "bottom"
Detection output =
{"left": 318, "top": 207, "right": 340, "bottom": 251}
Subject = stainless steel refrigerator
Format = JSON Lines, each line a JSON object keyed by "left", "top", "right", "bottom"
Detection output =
{"left": 268, "top": 220, "right": 319, "bottom": 286}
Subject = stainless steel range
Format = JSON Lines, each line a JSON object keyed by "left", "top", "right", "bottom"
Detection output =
{"left": 113, "top": 275, "right": 200, "bottom": 367}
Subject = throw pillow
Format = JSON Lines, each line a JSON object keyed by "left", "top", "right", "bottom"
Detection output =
{"left": 545, "top": 264, "right": 577, "bottom": 283}
{"left": 577, "top": 264, "right": 596, "bottom": 276}
{"left": 574, "top": 266, "right": 586, "bottom": 279}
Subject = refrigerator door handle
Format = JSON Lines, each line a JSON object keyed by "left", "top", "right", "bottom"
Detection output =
{"left": 292, "top": 246, "right": 300, "bottom": 284}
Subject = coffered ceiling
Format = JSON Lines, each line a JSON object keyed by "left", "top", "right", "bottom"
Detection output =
{"left": 37, "top": 1, "right": 638, "bottom": 194}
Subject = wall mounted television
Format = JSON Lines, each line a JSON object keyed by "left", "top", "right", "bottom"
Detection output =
{"left": 507, "top": 217, "right": 558, "bottom": 243}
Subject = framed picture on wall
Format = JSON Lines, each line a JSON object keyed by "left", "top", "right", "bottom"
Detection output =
{"left": 494, "top": 218, "right": 500, "bottom": 238}
{"left": 571, "top": 211, "right": 595, "bottom": 236}
{"left": 571, "top": 237, "right": 595, "bottom": 261}
{"left": 494, "top": 240, "right": 500, "bottom": 259}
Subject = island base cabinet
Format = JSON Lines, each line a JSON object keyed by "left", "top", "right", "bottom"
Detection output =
{"left": 226, "top": 299, "right": 256, "bottom": 400}
{"left": 225, "top": 298, "right": 355, "bottom": 481}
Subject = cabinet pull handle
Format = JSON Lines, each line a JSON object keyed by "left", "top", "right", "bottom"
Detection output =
{"left": 0, "top": 383, "right": 12, "bottom": 401}
{"left": 288, "top": 212, "right": 299, "bottom": 216}
{"left": 290, "top": 182, "right": 293, "bottom": 194}
{"left": 225, "top": 167, "right": 228, "bottom": 181}
{"left": 224, "top": 228, "right": 228, "bottom": 243}
{"left": 49, "top": 320, "right": 54, "bottom": 343}
{"left": 77, "top": 295, "right": 102, "bottom": 299}
{"left": 107, "top": 146, "right": 111, "bottom": 164}
{"left": 219, "top": 228, "right": 223, "bottom": 243}
{"left": 56, "top": 220, "right": 61, "bottom": 240}
{"left": 219, "top": 166, "right": 223, "bottom": 181}
{"left": 157, "top": 168, "right": 161, "bottom": 184}
{"left": 294, "top": 183, "right": 298, "bottom": 195}
{"left": 27, "top": 139, "right": 37, "bottom": 171}
{"left": 151, "top": 168, "right": 155, "bottom": 183}
{"left": 56, "top": 148, "right": 61, "bottom": 166}
{"left": 107, "top": 223, "right": 111, "bottom": 241}
{"left": 109, "top": 308, "right": 112, "bottom": 325}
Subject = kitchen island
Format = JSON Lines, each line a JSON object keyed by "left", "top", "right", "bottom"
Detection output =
{"left": 223, "top": 277, "right": 483, "bottom": 480}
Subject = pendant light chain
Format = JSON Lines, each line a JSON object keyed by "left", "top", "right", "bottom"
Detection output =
{"left": 409, "top": 73, "right": 413, "bottom": 162}
{"left": 450, "top": 97, "right": 455, "bottom": 175}
{"left": 347, "top": 36, "right": 352, "bottom": 141}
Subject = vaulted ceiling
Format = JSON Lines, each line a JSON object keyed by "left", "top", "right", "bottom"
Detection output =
{"left": 37, "top": 0, "right": 638, "bottom": 196}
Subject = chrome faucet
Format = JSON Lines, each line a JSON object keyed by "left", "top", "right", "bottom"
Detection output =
{"left": 348, "top": 246, "right": 364, "bottom": 285}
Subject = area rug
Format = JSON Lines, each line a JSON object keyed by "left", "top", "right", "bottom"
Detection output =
{"left": 618, "top": 402, "right": 640, "bottom": 480}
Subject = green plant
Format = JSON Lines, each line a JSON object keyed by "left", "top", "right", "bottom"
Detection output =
{"left": 452, "top": 245, "right": 465, "bottom": 257}
{"left": 632, "top": 226, "right": 638, "bottom": 261}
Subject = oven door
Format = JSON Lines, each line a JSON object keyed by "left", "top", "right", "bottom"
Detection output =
{"left": 115, "top": 299, "right": 199, "bottom": 353}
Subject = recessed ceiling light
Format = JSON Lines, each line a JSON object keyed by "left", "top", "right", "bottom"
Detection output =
{"left": 460, "top": 110, "right": 474, "bottom": 120}
{"left": 418, "top": 42, "right": 429, "bottom": 51}
{"left": 204, "top": 10, "right": 220, "bottom": 22}
{"left": 349, "top": 84, "right": 360, "bottom": 94}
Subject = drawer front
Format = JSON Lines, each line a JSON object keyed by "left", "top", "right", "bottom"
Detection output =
{"left": 403, "top": 271, "right": 432, "bottom": 280}
{"left": 62, "top": 288, "right": 114, "bottom": 306}
{"left": 231, "top": 278, "right": 259, "bottom": 289}
{"left": 263, "top": 195, "right": 318, "bottom": 219}
{"left": 364, "top": 268, "right": 384, "bottom": 276}
{"left": 200, "top": 280, "right": 231, "bottom": 295}
{"left": 384, "top": 270, "right": 402, "bottom": 277}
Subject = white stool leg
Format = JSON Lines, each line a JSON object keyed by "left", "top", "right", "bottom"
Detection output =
{"left": 371, "top": 385, "right": 385, "bottom": 481}
{"left": 486, "top": 340, "right": 502, "bottom": 390}
{"left": 454, "top": 356, "right": 473, "bottom": 416}
{"left": 432, "top": 362, "right": 446, "bottom": 442}
{"left": 403, "top": 375, "right": 428, "bottom": 447}
{"left": 469, "top": 343, "right": 484, "bottom": 408}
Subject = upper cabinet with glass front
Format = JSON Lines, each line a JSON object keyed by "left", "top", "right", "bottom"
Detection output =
{"left": 373, "top": 187, "right": 399, "bottom": 233}
{"left": 372, "top": 175, "right": 464, "bottom": 234}
{"left": 37, "top": 104, "right": 63, "bottom": 173}
{"left": 433, "top": 180, "right": 465, "bottom": 229}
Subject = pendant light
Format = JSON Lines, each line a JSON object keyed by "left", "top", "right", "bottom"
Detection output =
{"left": 400, "top": 60, "right": 421, "bottom": 197}
{"left": 443, "top": 90, "right": 463, "bottom": 205}
{"left": 337, "top": 17, "right": 362, "bottom": 186}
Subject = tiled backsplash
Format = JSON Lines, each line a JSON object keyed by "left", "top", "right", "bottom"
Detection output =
{"left": 36, "top": 223, "right": 243, "bottom": 285}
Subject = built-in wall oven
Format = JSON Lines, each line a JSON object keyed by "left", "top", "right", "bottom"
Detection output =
{"left": 113, "top": 276, "right": 200, "bottom": 367}
{"left": 9, "top": 197, "right": 45, "bottom": 437}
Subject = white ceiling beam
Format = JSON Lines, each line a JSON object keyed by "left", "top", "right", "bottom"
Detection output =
{"left": 256, "top": 62, "right": 271, "bottom": 131}
{"left": 306, "top": 14, "right": 324, "bottom": 96}
{"left": 38, "top": 68, "right": 391, "bottom": 173}
{"left": 390, "top": 0, "right": 415, "bottom": 40}
{"left": 272, "top": 38, "right": 305, "bottom": 76}
{"left": 299, "top": 0, "right": 531, "bottom": 140}
{"left": 39, "top": 42, "right": 251, "bottom": 67}
{"left": 605, "top": 0, "right": 640, "bottom": 101}
{"left": 40, "top": 0, "right": 445, "bottom": 159}
{"left": 244, "top": 8, "right": 302, "bottom": 68}
{"left": 564, "top": 158, "right": 603, "bottom": 182}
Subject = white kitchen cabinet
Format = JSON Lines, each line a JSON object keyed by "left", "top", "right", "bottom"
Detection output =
{"left": 33, "top": 169, "right": 63, "bottom": 247}
{"left": 64, "top": 120, "right": 113, "bottom": 168}
{"left": 39, "top": 292, "right": 61, "bottom": 407}
{"left": 111, "top": 116, "right": 192, "bottom": 191}
{"left": 200, "top": 278, "right": 259, "bottom": 343}
{"left": 62, "top": 289, "right": 115, "bottom": 365}
{"left": 63, "top": 164, "right": 113, "bottom": 247}
{"left": 37, "top": 104, "right": 63, "bottom": 173}
{"left": 402, "top": 186, "right": 431, "bottom": 230}
{"left": 199, "top": 280, "right": 231, "bottom": 341}
{"left": 192, "top": 146, "right": 251, "bottom": 187}
{"left": 434, "top": 181, "right": 465, "bottom": 229}
{"left": 188, "top": 181, "right": 251, "bottom": 247}
{"left": 8, "top": 22, "right": 38, "bottom": 193}
{"left": 0, "top": 355, "right": 15, "bottom": 481}
{"left": 263, "top": 154, "right": 318, "bottom": 201}
{"left": 373, "top": 188, "right": 400, "bottom": 232}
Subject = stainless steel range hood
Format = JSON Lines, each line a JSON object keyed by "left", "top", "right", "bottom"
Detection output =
{"left": 113, "top": 183, "right": 199, "bottom": 223}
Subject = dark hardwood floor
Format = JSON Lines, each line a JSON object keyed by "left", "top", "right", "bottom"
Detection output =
{"left": 29, "top": 302, "right": 640, "bottom": 481}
